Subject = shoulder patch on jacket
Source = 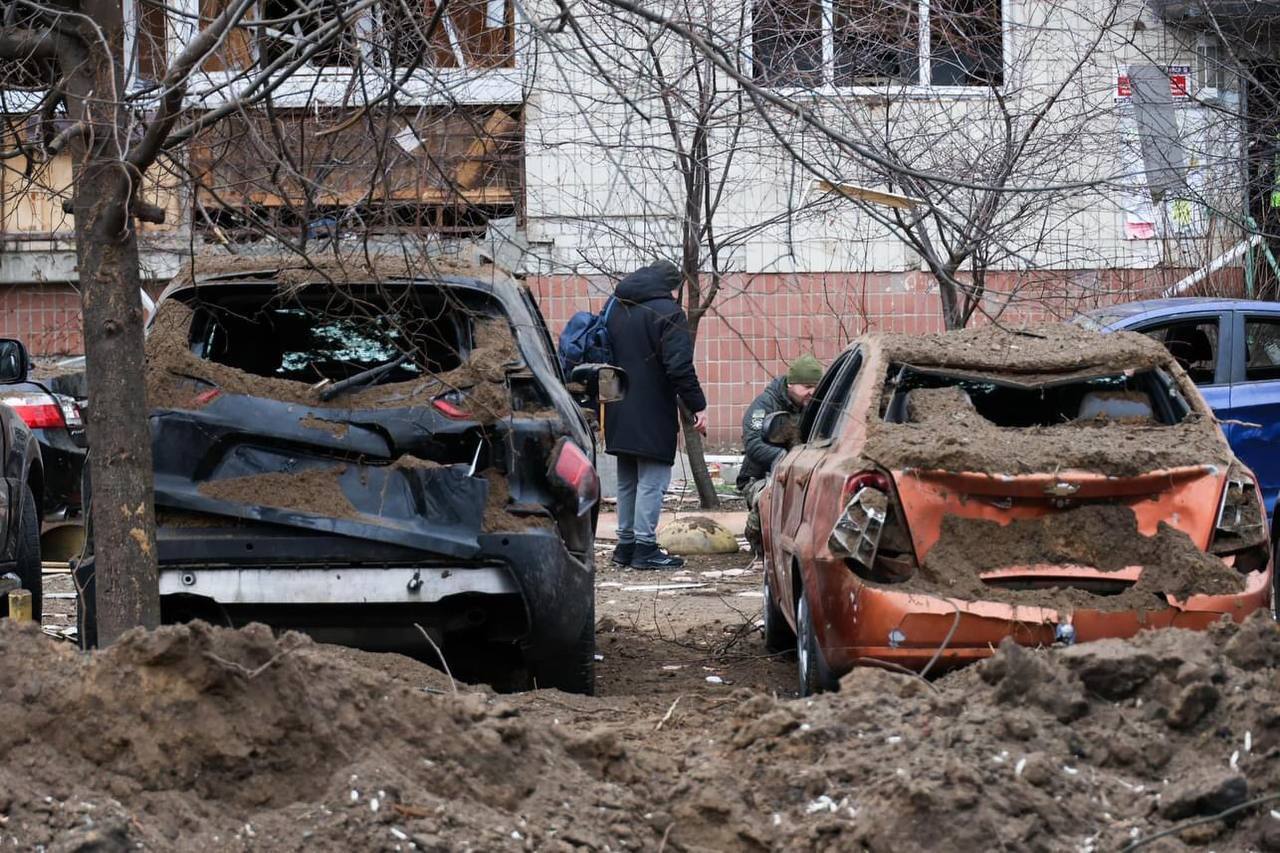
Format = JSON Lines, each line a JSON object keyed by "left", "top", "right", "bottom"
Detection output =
{"left": 750, "top": 408, "right": 766, "bottom": 430}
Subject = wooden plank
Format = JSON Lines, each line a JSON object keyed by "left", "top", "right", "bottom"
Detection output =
{"left": 454, "top": 109, "right": 517, "bottom": 190}
{"left": 812, "top": 179, "right": 924, "bottom": 210}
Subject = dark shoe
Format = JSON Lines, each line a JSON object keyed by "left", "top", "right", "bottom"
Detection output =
{"left": 631, "top": 542, "right": 685, "bottom": 569}
{"left": 611, "top": 542, "right": 635, "bottom": 566}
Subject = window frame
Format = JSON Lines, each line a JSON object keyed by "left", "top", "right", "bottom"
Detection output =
{"left": 1134, "top": 313, "right": 1229, "bottom": 388}
{"left": 168, "top": 0, "right": 525, "bottom": 108}
{"left": 750, "top": 0, "right": 1008, "bottom": 98}
{"left": 799, "top": 346, "right": 862, "bottom": 446}
{"left": 1237, "top": 313, "right": 1280, "bottom": 384}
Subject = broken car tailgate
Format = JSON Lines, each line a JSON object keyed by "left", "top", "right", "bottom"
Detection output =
{"left": 891, "top": 465, "right": 1226, "bottom": 558}
{"left": 151, "top": 393, "right": 493, "bottom": 557}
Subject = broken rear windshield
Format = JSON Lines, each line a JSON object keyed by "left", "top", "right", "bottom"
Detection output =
{"left": 184, "top": 285, "right": 484, "bottom": 385}
{"left": 882, "top": 366, "right": 1191, "bottom": 427}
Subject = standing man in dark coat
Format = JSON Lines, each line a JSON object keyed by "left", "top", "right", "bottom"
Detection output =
{"left": 604, "top": 261, "right": 708, "bottom": 569}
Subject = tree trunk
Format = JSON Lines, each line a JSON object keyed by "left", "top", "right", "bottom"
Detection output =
{"left": 681, "top": 311, "right": 720, "bottom": 510}
{"left": 68, "top": 5, "right": 161, "bottom": 644}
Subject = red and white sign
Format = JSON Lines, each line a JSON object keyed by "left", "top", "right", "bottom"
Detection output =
{"left": 1116, "top": 65, "right": 1192, "bottom": 105}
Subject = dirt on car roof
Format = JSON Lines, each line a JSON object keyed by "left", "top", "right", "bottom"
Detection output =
{"left": 861, "top": 325, "right": 1232, "bottom": 477}
{"left": 875, "top": 323, "right": 1174, "bottom": 375}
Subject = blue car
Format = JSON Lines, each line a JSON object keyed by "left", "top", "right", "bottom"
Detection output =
{"left": 1079, "top": 298, "right": 1280, "bottom": 543}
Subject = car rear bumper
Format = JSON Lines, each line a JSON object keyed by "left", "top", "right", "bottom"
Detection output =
{"left": 817, "top": 564, "right": 1273, "bottom": 673}
{"left": 154, "top": 527, "right": 593, "bottom": 660}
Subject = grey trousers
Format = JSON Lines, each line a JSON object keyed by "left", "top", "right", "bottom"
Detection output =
{"left": 614, "top": 453, "right": 672, "bottom": 545}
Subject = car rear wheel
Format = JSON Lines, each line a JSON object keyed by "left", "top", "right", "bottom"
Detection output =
{"left": 533, "top": 603, "right": 596, "bottom": 695}
{"left": 4, "top": 484, "right": 42, "bottom": 621}
{"left": 762, "top": 569, "right": 795, "bottom": 653}
{"left": 797, "top": 592, "right": 837, "bottom": 697}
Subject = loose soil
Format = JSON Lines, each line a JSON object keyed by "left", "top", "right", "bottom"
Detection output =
{"left": 21, "top": 556, "right": 1280, "bottom": 852}
{"left": 198, "top": 466, "right": 357, "bottom": 519}
{"left": 901, "top": 504, "right": 1246, "bottom": 612}
{"left": 863, "top": 326, "right": 1233, "bottom": 476}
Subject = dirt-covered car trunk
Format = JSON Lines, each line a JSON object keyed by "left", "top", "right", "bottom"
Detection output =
{"left": 81, "top": 259, "right": 599, "bottom": 693}
{"left": 854, "top": 328, "right": 1269, "bottom": 613}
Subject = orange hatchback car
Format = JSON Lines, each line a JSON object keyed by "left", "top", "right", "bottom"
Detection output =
{"left": 757, "top": 326, "right": 1275, "bottom": 695}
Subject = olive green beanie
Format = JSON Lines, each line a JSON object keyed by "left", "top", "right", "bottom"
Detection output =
{"left": 787, "top": 354, "right": 823, "bottom": 385}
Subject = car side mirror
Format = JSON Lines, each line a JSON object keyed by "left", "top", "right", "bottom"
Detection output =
{"left": 761, "top": 411, "right": 797, "bottom": 447}
{"left": 569, "top": 364, "right": 628, "bottom": 404}
{"left": 0, "top": 338, "right": 29, "bottom": 384}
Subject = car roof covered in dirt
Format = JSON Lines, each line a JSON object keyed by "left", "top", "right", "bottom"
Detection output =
{"left": 157, "top": 254, "right": 525, "bottom": 304}
{"left": 865, "top": 323, "right": 1176, "bottom": 376}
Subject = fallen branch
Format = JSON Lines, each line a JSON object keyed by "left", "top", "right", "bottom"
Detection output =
{"left": 654, "top": 694, "right": 682, "bottom": 731}
{"left": 203, "top": 643, "right": 299, "bottom": 680}
{"left": 1121, "top": 792, "right": 1280, "bottom": 851}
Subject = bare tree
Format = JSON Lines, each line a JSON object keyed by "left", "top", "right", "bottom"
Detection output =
{"left": 0, "top": 0, "right": 517, "bottom": 641}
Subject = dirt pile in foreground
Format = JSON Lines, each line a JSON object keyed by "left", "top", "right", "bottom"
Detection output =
{"left": 5, "top": 615, "right": 1280, "bottom": 851}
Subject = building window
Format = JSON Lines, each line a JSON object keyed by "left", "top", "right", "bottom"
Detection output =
{"left": 753, "top": 0, "right": 1002, "bottom": 88}
{"left": 198, "top": 0, "right": 514, "bottom": 72}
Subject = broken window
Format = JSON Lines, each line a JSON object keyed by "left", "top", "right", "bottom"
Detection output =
{"left": 186, "top": 286, "right": 479, "bottom": 384}
{"left": 1243, "top": 317, "right": 1280, "bottom": 382}
{"left": 753, "top": 0, "right": 1003, "bottom": 88}
{"left": 883, "top": 367, "right": 1191, "bottom": 427}
{"left": 1138, "top": 318, "right": 1220, "bottom": 385}
{"left": 752, "top": 0, "right": 823, "bottom": 87}
{"left": 133, "top": 0, "right": 168, "bottom": 81}
{"left": 198, "top": 0, "right": 514, "bottom": 72}
{"left": 260, "top": 0, "right": 365, "bottom": 68}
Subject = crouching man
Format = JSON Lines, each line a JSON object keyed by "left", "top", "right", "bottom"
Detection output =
{"left": 737, "top": 355, "right": 822, "bottom": 555}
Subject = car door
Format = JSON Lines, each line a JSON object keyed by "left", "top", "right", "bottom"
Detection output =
{"left": 1227, "top": 311, "right": 1280, "bottom": 521}
{"left": 772, "top": 349, "right": 863, "bottom": 617}
{"left": 1129, "top": 312, "right": 1232, "bottom": 415}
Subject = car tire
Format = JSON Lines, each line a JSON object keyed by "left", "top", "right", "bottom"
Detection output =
{"left": 797, "top": 592, "right": 837, "bottom": 697}
{"left": 762, "top": 569, "right": 795, "bottom": 653}
{"left": 534, "top": 603, "right": 596, "bottom": 695}
{"left": 4, "top": 484, "right": 42, "bottom": 621}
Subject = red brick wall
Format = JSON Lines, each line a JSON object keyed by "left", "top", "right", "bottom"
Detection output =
{"left": 528, "top": 268, "right": 1236, "bottom": 449}
{"left": 0, "top": 283, "right": 82, "bottom": 356}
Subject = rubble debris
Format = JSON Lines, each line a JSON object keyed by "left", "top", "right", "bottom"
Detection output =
{"left": 199, "top": 466, "right": 357, "bottom": 519}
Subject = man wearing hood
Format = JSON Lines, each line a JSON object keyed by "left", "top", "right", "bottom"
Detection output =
{"left": 604, "top": 261, "right": 708, "bottom": 569}
{"left": 737, "top": 355, "right": 823, "bottom": 555}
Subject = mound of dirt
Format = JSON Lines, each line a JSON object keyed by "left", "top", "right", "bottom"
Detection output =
{"left": 198, "top": 466, "right": 358, "bottom": 519}
{"left": 0, "top": 620, "right": 652, "bottom": 851}
{"left": 6, "top": 613, "right": 1280, "bottom": 851}
{"left": 898, "top": 504, "right": 1247, "bottom": 611}
{"left": 862, "top": 325, "right": 1232, "bottom": 477}
{"left": 878, "top": 324, "right": 1174, "bottom": 375}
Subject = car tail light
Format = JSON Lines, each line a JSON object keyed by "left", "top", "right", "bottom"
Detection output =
{"left": 1, "top": 392, "right": 67, "bottom": 429}
{"left": 839, "top": 470, "right": 890, "bottom": 506}
{"left": 1209, "top": 469, "right": 1270, "bottom": 572}
{"left": 547, "top": 437, "right": 599, "bottom": 516}
{"left": 831, "top": 469, "right": 916, "bottom": 582}
{"left": 55, "top": 395, "right": 83, "bottom": 428}
{"left": 433, "top": 392, "right": 467, "bottom": 419}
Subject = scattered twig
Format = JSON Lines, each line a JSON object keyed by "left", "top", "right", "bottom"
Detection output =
{"left": 392, "top": 803, "right": 433, "bottom": 819}
{"left": 414, "top": 622, "right": 457, "bottom": 695}
{"left": 654, "top": 694, "right": 683, "bottom": 731}
{"left": 920, "top": 602, "right": 963, "bottom": 680}
{"left": 203, "top": 642, "right": 300, "bottom": 680}
{"left": 1121, "top": 792, "right": 1280, "bottom": 851}
{"left": 656, "top": 823, "right": 675, "bottom": 853}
